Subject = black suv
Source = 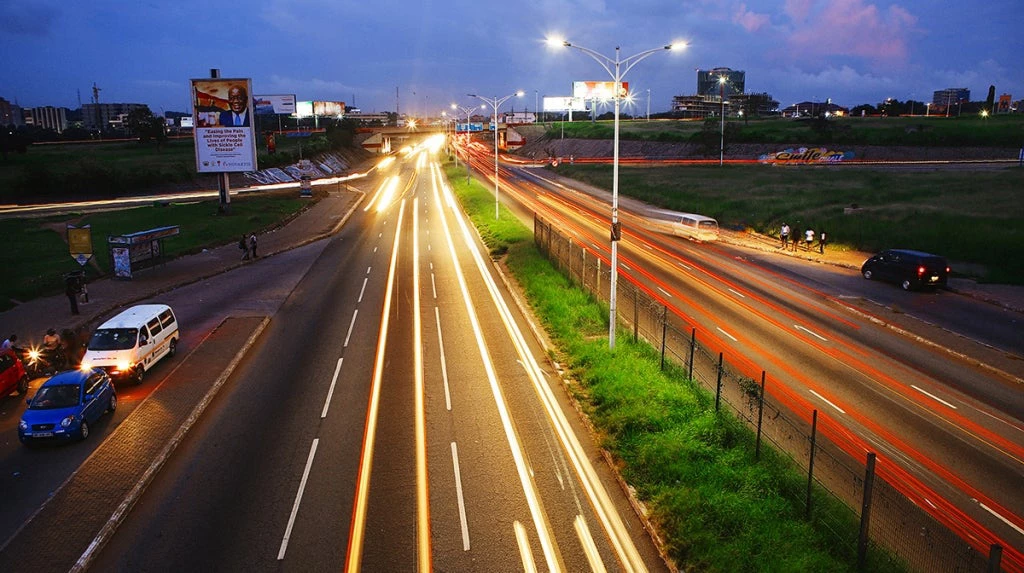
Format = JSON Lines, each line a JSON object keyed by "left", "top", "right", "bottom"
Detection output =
{"left": 861, "top": 249, "right": 949, "bottom": 291}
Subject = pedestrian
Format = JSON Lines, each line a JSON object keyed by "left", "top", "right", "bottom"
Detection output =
{"left": 792, "top": 228, "right": 801, "bottom": 251}
{"left": 249, "top": 232, "right": 258, "bottom": 258}
{"left": 819, "top": 230, "right": 827, "bottom": 254}
{"left": 780, "top": 222, "right": 790, "bottom": 249}
{"left": 1, "top": 334, "right": 16, "bottom": 351}
{"left": 65, "top": 279, "right": 80, "bottom": 315}
{"left": 239, "top": 234, "right": 249, "bottom": 261}
{"left": 804, "top": 228, "right": 815, "bottom": 251}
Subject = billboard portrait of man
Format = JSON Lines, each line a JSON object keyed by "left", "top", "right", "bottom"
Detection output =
{"left": 219, "top": 85, "right": 250, "bottom": 127}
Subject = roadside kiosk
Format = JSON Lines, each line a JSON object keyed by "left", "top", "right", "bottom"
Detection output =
{"left": 108, "top": 225, "right": 180, "bottom": 280}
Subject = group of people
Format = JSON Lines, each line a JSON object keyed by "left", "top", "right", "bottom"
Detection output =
{"left": 239, "top": 232, "right": 258, "bottom": 261}
{"left": 779, "top": 223, "right": 827, "bottom": 254}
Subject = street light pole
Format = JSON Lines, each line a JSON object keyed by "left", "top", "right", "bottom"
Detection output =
{"left": 646, "top": 88, "right": 651, "bottom": 122}
{"left": 549, "top": 38, "right": 682, "bottom": 350}
{"left": 452, "top": 103, "right": 481, "bottom": 182}
{"left": 719, "top": 75, "right": 726, "bottom": 166}
{"left": 468, "top": 91, "right": 523, "bottom": 219}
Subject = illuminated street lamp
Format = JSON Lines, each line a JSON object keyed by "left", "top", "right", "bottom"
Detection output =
{"left": 547, "top": 36, "right": 683, "bottom": 350}
{"left": 718, "top": 74, "right": 727, "bottom": 166}
{"left": 467, "top": 90, "right": 524, "bottom": 219}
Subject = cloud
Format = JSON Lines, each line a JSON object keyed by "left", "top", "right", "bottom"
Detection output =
{"left": 786, "top": 0, "right": 917, "bottom": 64}
{"left": 770, "top": 65, "right": 897, "bottom": 105}
{"left": 733, "top": 3, "right": 770, "bottom": 32}
{"left": 0, "top": 0, "right": 58, "bottom": 36}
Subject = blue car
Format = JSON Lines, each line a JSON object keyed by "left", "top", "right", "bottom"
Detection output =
{"left": 19, "top": 368, "right": 117, "bottom": 445}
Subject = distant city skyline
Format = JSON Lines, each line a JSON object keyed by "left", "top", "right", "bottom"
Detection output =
{"left": 1, "top": 0, "right": 1020, "bottom": 116}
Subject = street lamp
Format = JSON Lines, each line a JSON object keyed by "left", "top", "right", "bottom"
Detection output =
{"left": 547, "top": 37, "right": 683, "bottom": 350}
{"left": 467, "top": 91, "right": 524, "bottom": 219}
{"left": 646, "top": 88, "right": 651, "bottom": 122}
{"left": 452, "top": 103, "right": 483, "bottom": 183}
{"left": 718, "top": 74, "right": 727, "bottom": 166}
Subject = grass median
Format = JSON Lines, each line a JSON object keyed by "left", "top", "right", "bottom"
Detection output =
{"left": 443, "top": 162, "right": 896, "bottom": 571}
{"left": 0, "top": 190, "right": 314, "bottom": 311}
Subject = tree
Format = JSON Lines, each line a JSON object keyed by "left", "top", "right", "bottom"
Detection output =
{"left": 985, "top": 85, "right": 995, "bottom": 114}
{"left": 125, "top": 107, "right": 168, "bottom": 149}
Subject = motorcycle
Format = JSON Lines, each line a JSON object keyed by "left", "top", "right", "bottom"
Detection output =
{"left": 13, "top": 345, "right": 67, "bottom": 377}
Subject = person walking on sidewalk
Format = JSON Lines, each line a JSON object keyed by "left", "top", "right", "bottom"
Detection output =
{"left": 780, "top": 223, "right": 790, "bottom": 249}
{"left": 65, "top": 279, "right": 80, "bottom": 315}
{"left": 249, "top": 232, "right": 258, "bottom": 258}
{"left": 239, "top": 234, "right": 250, "bottom": 261}
{"left": 818, "top": 230, "right": 827, "bottom": 254}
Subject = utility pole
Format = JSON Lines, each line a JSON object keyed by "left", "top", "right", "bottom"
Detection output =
{"left": 211, "top": 69, "right": 231, "bottom": 214}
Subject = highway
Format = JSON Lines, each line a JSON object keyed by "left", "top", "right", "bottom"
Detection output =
{"left": 87, "top": 142, "right": 666, "bottom": 571}
{"left": 455, "top": 139, "right": 1024, "bottom": 568}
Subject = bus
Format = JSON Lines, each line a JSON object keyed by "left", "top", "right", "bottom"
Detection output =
{"left": 646, "top": 209, "right": 719, "bottom": 242}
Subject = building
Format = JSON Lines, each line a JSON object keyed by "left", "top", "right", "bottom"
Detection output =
{"left": 24, "top": 106, "right": 68, "bottom": 133}
{"left": 931, "top": 88, "right": 970, "bottom": 115}
{"left": 81, "top": 102, "right": 149, "bottom": 131}
{"left": 696, "top": 68, "right": 745, "bottom": 98}
{"left": 780, "top": 101, "right": 849, "bottom": 117}
{"left": 0, "top": 97, "right": 25, "bottom": 127}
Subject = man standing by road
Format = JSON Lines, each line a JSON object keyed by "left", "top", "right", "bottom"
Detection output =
{"left": 65, "top": 278, "right": 80, "bottom": 315}
{"left": 780, "top": 223, "right": 790, "bottom": 249}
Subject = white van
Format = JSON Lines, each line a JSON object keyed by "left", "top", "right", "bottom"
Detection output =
{"left": 82, "top": 304, "right": 180, "bottom": 384}
{"left": 647, "top": 209, "right": 720, "bottom": 242}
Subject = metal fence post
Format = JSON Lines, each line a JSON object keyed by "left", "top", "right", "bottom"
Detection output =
{"left": 714, "top": 352, "right": 723, "bottom": 412}
{"left": 660, "top": 306, "right": 668, "bottom": 371}
{"left": 688, "top": 328, "right": 696, "bottom": 379}
{"left": 755, "top": 371, "right": 766, "bottom": 460}
{"left": 858, "top": 452, "right": 877, "bottom": 571}
{"left": 987, "top": 544, "right": 1003, "bottom": 573}
{"left": 633, "top": 286, "right": 639, "bottom": 343}
{"left": 806, "top": 409, "right": 818, "bottom": 519}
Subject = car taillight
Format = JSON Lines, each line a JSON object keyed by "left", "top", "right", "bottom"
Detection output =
{"left": 946, "top": 267, "right": 950, "bottom": 273}
{"left": 917, "top": 266, "right": 926, "bottom": 275}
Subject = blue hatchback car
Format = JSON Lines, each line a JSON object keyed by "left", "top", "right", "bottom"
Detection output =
{"left": 19, "top": 368, "right": 117, "bottom": 445}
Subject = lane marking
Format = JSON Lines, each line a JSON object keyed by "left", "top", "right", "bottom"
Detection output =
{"left": 366, "top": 266, "right": 372, "bottom": 275}
{"left": 358, "top": 277, "right": 368, "bottom": 303}
{"left": 678, "top": 262, "right": 692, "bottom": 270}
{"left": 809, "top": 390, "right": 847, "bottom": 414}
{"left": 451, "top": 442, "right": 471, "bottom": 550}
{"left": 911, "top": 385, "right": 958, "bottom": 410}
{"left": 795, "top": 324, "right": 827, "bottom": 342}
{"left": 278, "top": 439, "right": 319, "bottom": 560}
{"left": 343, "top": 309, "right": 359, "bottom": 348}
{"left": 716, "top": 327, "right": 737, "bottom": 342}
{"left": 345, "top": 200, "right": 406, "bottom": 571}
{"left": 514, "top": 521, "right": 538, "bottom": 573}
{"left": 431, "top": 273, "right": 437, "bottom": 299}
{"left": 435, "top": 307, "right": 452, "bottom": 411}
{"left": 574, "top": 515, "right": 607, "bottom": 573}
{"left": 321, "top": 358, "right": 343, "bottom": 419}
{"left": 657, "top": 286, "right": 672, "bottom": 299}
{"left": 978, "top": 502, "right": 1024, "bottom": 537}
{"left": 728, "top": 288, "right": 746, "bottom": 298}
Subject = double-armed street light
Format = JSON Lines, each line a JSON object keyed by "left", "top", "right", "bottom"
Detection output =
{"left": 467, "top": 91, "right": 524, "bottom": 219}
{"left": 451, "top": 103, "right": 485, "bottom": 174}
{"left": 547, "top": 36, "right": 683, "bottom": 350}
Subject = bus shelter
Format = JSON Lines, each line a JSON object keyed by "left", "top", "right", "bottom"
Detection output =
{"left": 108, "top": 225, "right": 180, "bottom": 280}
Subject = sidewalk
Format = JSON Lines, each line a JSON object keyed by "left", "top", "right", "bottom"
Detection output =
{"left": 0, "top": 186, "right": 364, "bottom": 350}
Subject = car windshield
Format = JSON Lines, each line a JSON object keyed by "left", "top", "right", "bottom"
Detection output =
{"left": 88, "top": 328, "right": 138, "bottom": 351}
{"left": 30, "top": 384, "right": 81, "bottom": 409}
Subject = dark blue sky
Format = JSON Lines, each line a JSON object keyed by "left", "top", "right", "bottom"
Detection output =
{"left": 2, "top": 0, "right": 1021, "bottom": 116}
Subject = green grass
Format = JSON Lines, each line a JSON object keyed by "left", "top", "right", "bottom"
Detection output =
{"left": 548, "top": 114, "right": 1024, "bottom": 147}
{"left": 0, "top": 191, "right": 310, "bottom": 310}
{"left": 444, "top": 161, "right": 896, "bottom": 571}
{"left": 551, "top": 163, "right": 1024, "bottom": 283}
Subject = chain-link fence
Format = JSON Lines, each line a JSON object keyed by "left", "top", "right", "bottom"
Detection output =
{"left": 534, "top": 216, "right": 1004, "bottom": 572}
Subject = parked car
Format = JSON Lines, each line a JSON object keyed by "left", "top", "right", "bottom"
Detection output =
{"left": 0, "top": 349, "right": 30, "bottom": 397}
{"left": 18, "top": 368, "right": 116, "bottom": 445}
{"left": 861, "top": 249, "right": 950, "bottom": 291}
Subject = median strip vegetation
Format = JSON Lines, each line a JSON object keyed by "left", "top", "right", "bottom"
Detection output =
{"left": 443, "top": 163, "right": 896, "bottom": 571}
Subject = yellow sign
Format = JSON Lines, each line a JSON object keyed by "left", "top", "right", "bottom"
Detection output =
{"left": 67, "top": 224, "right": 93, "bottom": 266}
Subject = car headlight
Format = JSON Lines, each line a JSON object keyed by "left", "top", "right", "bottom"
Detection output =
{"left": 19, "top": 420, "right": 27, "bottom": 431}
{"left": 80, "top": 361, "right": 92, "bottom": 371}
{"left": 61, "top": 416, "right": 76, "bottom": 428}
{"left": 116, "top": 360, "right": 132, "bottom": 372}
{"left": 28, "top": 349, "right": 40, "bottom": 361}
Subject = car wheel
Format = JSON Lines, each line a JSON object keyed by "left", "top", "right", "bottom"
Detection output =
{"left": 862, "top": 269, "right": 873, "bottom": 280}
{"left": 135, "top": 366, "right": 145, "bottom": 385}
{"left": 107, "top": 394, "right": 117, "bottom": 413}
{"left": 168, "top": 339, "right": 177, "bottom": 358}
{"left": 80, "top": 420, "right": 90, "bottom": 440}
{"left": 17, "top": 374, "right": 29, "bottom": 395}
{"left": 901, "top": 280, "right": 913, "bottom": 291}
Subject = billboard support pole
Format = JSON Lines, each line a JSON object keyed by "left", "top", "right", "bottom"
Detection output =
{"left": 211, "top": 68, "right": 231, "bottom": 215}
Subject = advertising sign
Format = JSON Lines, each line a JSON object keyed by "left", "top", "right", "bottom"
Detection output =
{"left": 543, "top": 96, "right": 587, "bottom": 112}
{"left": 191, "top": 78, "right": 257, "bottom": 173}
{"left": 67, "top": 224, "right": 93, "bottom": 266}
{"left": 254, "top": 94, "right": 297, "bottom": 115}
{"left": 313, "top": 101, "right": 345, "bottom": 117}
{"left": 758, "top": 147, "right": 854, "bottom": 164}
{"left": 456, "top": 122, "right": 484, "bottom": 132}
{"left": 573, "top": 81, "right": 629, "bottom": 100}
{"left": 296, "top": 101, "right": 314, "bottom": 118}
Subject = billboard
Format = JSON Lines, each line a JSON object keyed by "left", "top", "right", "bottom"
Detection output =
{"left": 573, "top": 81, "right": 629, "bottom": 100}
{"left": 254, "top": 94, "right": 297, "bottom": 115}
{"left": 544, "top": 96, "right": 588, "bottom": 112}
{"left": 191, "top": 78, "right": 257, "bottom": 173}
{"left": 294, "top": 101, "right": 346, "bottom": 118}
{"left": 296, "top": 101, "right": 313, "bottom": 117}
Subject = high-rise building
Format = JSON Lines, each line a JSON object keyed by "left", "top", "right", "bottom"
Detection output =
{"left": 931, "top": 88, "right": 970, "bottom": 114}
{"left": 82, "top": 102, "right": 149, "bottom": 130}
{"left": 0, "top": 97, "right": 25, "bottom": 127}
{"left": 696, "top": 68, "right": 745, "bottom": 98}
{"left": 24, "top": 106, "right": 68, "bottom": 133}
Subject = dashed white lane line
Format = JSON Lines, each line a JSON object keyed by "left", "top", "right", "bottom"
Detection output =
{"left": 911, "top": 385, "right": 958, "bottom": 409}
{"left": 795, "top": 324, "right": 827, "bottom": 342}
{"left": 716, "top": 327, "right": 738, "bottom": 342}
{"left": 451, "top": 442, "right": 471, "bottom": 551}
{"left": 343, "top": 309, "right": 358, "bottom": 348}
{"left": 809, "top": 389, "right": 847, "bottom": 414}
{"left": 278, "top": 439, "right": 319, "bottom": 560}
{"left": 321, "top": 358, "right": 343, "bottom": 418}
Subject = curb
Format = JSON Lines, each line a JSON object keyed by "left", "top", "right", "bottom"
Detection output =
{"left": 70, "top": 316, "right": 270, "bottom": 572}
